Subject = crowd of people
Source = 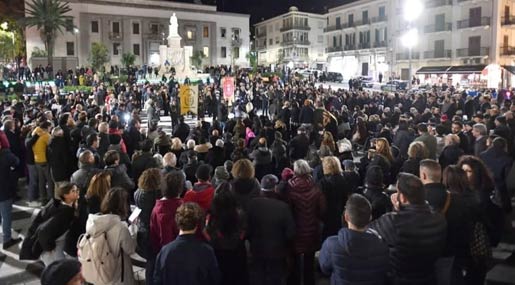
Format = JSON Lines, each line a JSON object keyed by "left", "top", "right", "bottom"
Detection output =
{"left": 0, "top": 65, "right": 513, "bottom": 285}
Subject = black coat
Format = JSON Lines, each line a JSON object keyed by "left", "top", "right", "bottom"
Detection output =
{"left": 206, "top": 146, "right": 225, "bottom": 168}
{"left": 48, "top": 136, "right": 73, "bottom": 181}
{"left": 105, "top": 164, "right": 135, "bottom": 191}
{"left": 318, "top": 174, "right": 350, "bottom": 240}
{"left": 132, "top": 151, "right": 158, "bottom": 184}
{"left": 480, "top": 147, "right": 513, "bottom": 210}
{"left": 70, "top": 164, "right": 100, "bottom": 195}
{"left": 288, "top": 134, "right": 310, "bottom": 160}
{"left": 299, "top": 106, "right": 314, "bottom": 124}
{"left": 363, "top": 186, "right": 392, "bottom": 220}
{"left": 0, "top": 149, "right": 19, "bottom": 202}
{"left": 439, "top": 145, "right": 464, "bottom": 170}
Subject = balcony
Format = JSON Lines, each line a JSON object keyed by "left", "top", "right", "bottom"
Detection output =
{"left": 426, "top": 0, "right": 453, "bottom": 8}
{"left": 501, "top": 16, "right": 515, "bottom": 26}
{"left": 424, "top": 50, "right": 452, "bottom": 59}
{"left": 280, "top": 25, "right": 311, "bottom": 32}
{"left": 231, "top": 38, "right": 242, "bottom": 47}
{"left": 358, "top": 42, "right": 371, "bottom": 49}
{"left": 373, "top": 41, "right": 387, "bottom": 48}
{"left": 109, "top": 32, "right": 122, "bottom": 41}
{"left": 354, "top": 19, "right": 371, "bottom": 26}
{"left": 344, "top": 45, "right": 357, "bottom": 51}
{"left": 396, "top": 52, "right": 420, "bottom": 60}
{"left": 501, "top": 46, "right": 515, "bottom": 56}
{"left": 424, "top": 23, "right": 452, "bottom": 33}
{"left": 326, "top": 46, "right": 343, "bottom": 53}
{"left": 457, "top": 17, "right": 491, "bottom": 29}
{"left": 457, "top": 0, "right": 471, "bottom": 2}
{"left": 456, "top": 47, "right": 490, "bottom": 57}
{"left": 324, "top": 25, "right": 341, "bottom": 33}
{"left": 281, "top": 40, "right": 311, "bottom": 46}
{"left": 371, "top": 15, "right": 388, "bottom": 23}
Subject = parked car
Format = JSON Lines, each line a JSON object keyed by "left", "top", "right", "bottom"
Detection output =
{"left": 324, "top": 72, "right": 344, "bottom": 83}
{"left": 357, "top": 76, "right": 374, "bottom": 88}
{"left": 381, "top": 80, "right": 408, "bottom": 91}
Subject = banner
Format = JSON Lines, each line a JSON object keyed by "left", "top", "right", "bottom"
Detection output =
{"left": 222, "top": 76, "right": 235, "bottom": 100}
{"left": 179, "top": 85, "right": 198, "bottom": 115}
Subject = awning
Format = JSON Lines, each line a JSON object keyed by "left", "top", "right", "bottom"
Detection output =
{"left": 416, "top": 66, "right": 451, "bottom": 74}
{"left": 503, "top": 65, "right": 515, "bottom": 75}
{"left": 446, "top": 65, "right": 486, "bottom": 74}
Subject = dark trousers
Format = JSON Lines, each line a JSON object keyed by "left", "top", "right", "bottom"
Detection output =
{"left": 251, "top": 256, "right": 286, "bottom": 285}
{"left": 288, "top": 252, "right": 315, "bottom": 285}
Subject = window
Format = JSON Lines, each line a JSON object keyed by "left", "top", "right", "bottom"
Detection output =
{"left": 269, "top": 38, "right": 273, "bottom": 45}
{"left": 275, "top": 37, "right": 279, "bottom": 44}
{"left": 318, "top": 21, "right": 324, "bottom": 29}
{"left": 203, "top": 46, "right": 209, "bottom": 57}
{"left": 336, "top": 17, "right": 341, "bottom": 28}
{"left": 66, "top": 18, "right": 73, "bottom": 32}
{"left": 113, "top": 43, "right": 121, "bottom": 55}
{"left": 233, "top": 47, "right": 240, "bottom": 58}
{"left": 112, "top": 22, "right": 120, "bottom": 34}
{"left": 133, "top": 44, "right": 140, "bottom": 56}
{"left": 203, "top": 26, "right": 209, "bottom": 38}
{"left": 348, "top": 14, "right": 354, "bottom": 25}
{"left": 133, "top": 23, "right": 140, "bottom": 35}
{"left": 362, "top": 10, "right": 369, "bottom": 22}
{"left": 150, "top": 24, "right": 158, "bottom": 35}
{"left": 220, "top": 28, "right": 226, "bottom": 38}
{"left": 232, "top": 28, "right": 240, "bottom": 40}
{"left": 379, "top": 6, "right": 386, "bottom": 18}
{"left": 187, "top": 30, "right": 193, "bottom": 39}
{"left": 66, "top": 42, "right": 74, "bottom": 56}
{"left": 221, "top": 46, "right": 227, "bottom": 58}
{"left": 91, "top": 21, "right": 99, "bottom": 33}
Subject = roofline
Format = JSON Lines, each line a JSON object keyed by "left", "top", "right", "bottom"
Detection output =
{"left": 65, "top": 0, "right": 217, "bottom": 11}
{"left": 254, "top": 10, "right": 325, "bottom": 27}
{"left": 328, "top": 0, "right": 384, "bottom": 14}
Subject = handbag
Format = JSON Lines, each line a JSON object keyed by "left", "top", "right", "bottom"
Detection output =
{"left": 469, "top": 221, "right": 492, "bottom": 266}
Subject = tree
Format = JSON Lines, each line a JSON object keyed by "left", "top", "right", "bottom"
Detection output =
{"left": 88, "top": 42, "right": 109, "bottom": 71}
{"left": 31, "top": 47, "right": 47, "bottom": 57}
{"left": 246, "top": 51, "right": 257, "bottom": 72}
{"left": 121, "top": 52, "right": 136, "bottom": 69}
{"left": 190, "top": 50, "right": 206, "bottom": 69}
{"left": 23, "top": 0, "right": 73, "bottom": 66}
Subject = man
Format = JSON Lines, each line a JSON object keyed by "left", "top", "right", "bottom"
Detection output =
{"left": 71, "top": 150, "right": 100, "bottom": 195}
{"left": 104, "top": 150, "right": 135, "bottom": 192}
{"left": 183, "top": 164, "right": 215, "bottom": 212}
{"left": 319, "top": 194, "right": 389, "bottom": 284}
{"left": 247, "top": 174, "right": 296, "bottom": 285}
{"left": 288, "top": 126, "right": 310, "bottom": 161}
{"left": 154, "top": 202, "right": 221, "bottom": 285}
{"left": 249, "top": 137, "right": 273, "bottom": 180}
{"left": 97, "top": 122, "right": 110, "bottom": 159}
{"left": 472, "top": 123, "right": 488, "bottom": 157}
{"left": 480, "top": 137, "right": 513, "bottom": 212}
{"left": 414, "top": 123, "right": 437, "bottom": 159}
{"left": 0, "top": 142, "right": 21, "bottom": 249}
{"left": 132, "top": 139, "right": 158, "bottom": 184}
{"left": 173, "top": 116, "right": 190, "bottom": 143}
{"left": 183, "top": 152, "right": 201, "bottom": 184}
{"left": 451, "top": 121, "right": 470, "bottom": 154}
{"left": 32, "top": 121, "right": 52, "bottom": 203}
{"left": 369, "top": 173, "right": 447, "bottom": 285}
{"left": 205, "top": 139, "right": 225, "bottom": 168}
{"left": 41, "top": 259, "right": 84, "bottom": 285}
{"left": 123, "top": 119, "right": 143, "bottom": 158}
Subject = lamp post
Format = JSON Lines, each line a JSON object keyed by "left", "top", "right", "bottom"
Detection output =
{"left": 402, "top": 0, "right": 423, "bottom": 90}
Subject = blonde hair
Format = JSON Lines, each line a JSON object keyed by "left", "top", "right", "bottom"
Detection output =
{"left": 86, "top": 171, "right": 111, "bottom": 200}
{"left": 375, "top": 138, "right": 394, "bottom": 162}
{"left": 445, "top": 134, "right": 460, "bottom": 146}
{"left": 322, "top": 156, "right": 343, "bottom": 176}
{"left": 407, "top": 141, "right": 428, "bottom": 159}
{"left": 232, "top": 159, "right": 255, "bottom": 179}
{"left": 171, "top": 137, "right": 183, "bottom": 150}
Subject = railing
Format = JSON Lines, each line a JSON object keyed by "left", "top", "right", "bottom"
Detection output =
{"left": 424, "top": 50, "right": 452, "bottom": 59}
{"left": 326, "top": 46, "right": 343, "bottom": 53}
{"left": 280, "top": 25, "right": 311, "bottom": 32}
{"left": 344, "top": 45, "right": 357, "bottom": 51}
{"left": 396, "top": 52, "right": 420, "bottom": 60}
{"left": 501, "top": 16, "right": 515, "bottom": 26}
{"left": 500, "top": 46, "right": 515, "bottom": 56}
{"left": 324, "top": 25, "right": 341, "bottom": 32}
{"left": 281, "top": 40, "right": 311, "bottom": 46}
{"left": 426, "top": 0, "right": 453, "bottom": 8}
{"left": 358, "top": 42, "right": 371, "bottom": 49}
{"left": 374, "top": 41, "right": 387, "bottom": 48}
{"left": 457, "top": 17, "right": 491, "bottom": 29}
{"left": 371, "top": 15, "right": 388, "bottom": 23}
{"left": 457, "top": 0, "right": 471, "bottom": 2}
{"left": 354, "top": 19, "right": 371, "bottom": 26}
{"left": 231, "top": 38, "right": 242, "bottom": 47}
{"left": 424, "top": 23, "right": 452, "bottom": 33}
{"left": 456, "top": 47, "right": 490, "bottom": 57}
{"left": 109, "top": 32, "right": 122, "bottom": 40}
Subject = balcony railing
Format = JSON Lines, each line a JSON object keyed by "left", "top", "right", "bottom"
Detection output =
{"left": 501, "top": 16, "right": 515, "bottom": 26}
{"left": 324, "top": 25, "right": 341, "bottom": 33}
{"left": 457, "top": 17, "right": 491, "bottom": 29}
{"left": 326, "top": 46, "right": 343, "bottom": 53}
{"left": 457, "top": 0, "right": 471, "bottom": 2}
{"left": 424, "top": 23, "right": 452, "bottom": 33}
{"left": 354, "top": 19, "right": 371, "bottom": 26}
{"left": 501, "top": 46, "right": 515, "bottom": 56}
{"left": 374, "top": 41, "right": 387, "bottom": 48}
{"left": 396, "top": 52, "right": 420, "bottom": 60}
{"left": 280, "top": 25, "right": 311, "bottom": 32}
{"left": 358, "top": 42, "right": 371, "bottom": 49}
{"left": 424, "top": 50, "right": 452, "bottom": 59}
{"left": 344, "top": 45, "right": 357, "bottom": 51}
{"left": 109, "top": 32, "right": 122, "bottom": 41}
{"left": 456, "top": 47, "right": 490, "bottom": 57}
{"left": 371, "top": 15, "right": 388, "bottom": 23}
{"left": 426, "top": 0, "right": 453, "bottom": 8}
{"left": 281, "top": 40, "right": 311, "bottom": 46}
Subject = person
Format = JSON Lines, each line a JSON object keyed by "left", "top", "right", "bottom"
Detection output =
{"left": 40, "top": 259, "right": 84, "bottom": 285}
{"left": 230, "top": 159, "right": 261, "bottom": 212}
{"left": 363, "top": 137, "right": 394, "bottom": 184}
{"left": 203, "top": 182, "right": 248, "bottom": 285}
{"left": 472, "top": 123, "right": 488, "bottom": 157}
{"left": 183, "top": 151, "right": 201, "bottom": 184}
{"left": 247, "top": 174, "right": 296, "bottom": 285}
{"left": 33, "top": 120, "right": 52, "bottom": 204}
{"left": 134, "top": 168, "right": 161, "bottom": 259}
{"left": 85, "top": 171, "right": 111, "bottom": 214}
{"left": 71, "top": 150, "right": 100, "bottom": 195}
{"left": 362, "top": 165, "right": 391, "bottom": 220}
{"left": 84, "top": 187, "right": 136, "bottom": 285}
{"left": 183, "top": 164, "right": 215, "bottom": 212}
{"left": 249, "top": 137, "right": 273, "bottom": 181}
{"left": 342, "top": 160, "right": 361, "bottom": 194}
{"left": 319, "top": 194, "right": 389, "bottom": 285}
{"left": 414, "top": 123, "right": 437, "bottom": 159}
{"left": 104, "top": 150, "right": 135, "bottom": 192}
{"left": 288, "top": 126, "right": 310, "bottom": 161}
{"left": 0, "top": 143, "right": 21, "bottom": 249}
{"left": 48, "top": 127, "right": 73, "bottom": 185}
{"left": 212, "top": 165, "right": 230, "bottom": 187}
{"left": 400, "top": 141, "right": 428, "bottom": 177}
{"left": 287, "top": 159, "right": 326, "bottom": 285}
{"left": 153, "top": 202, "right": 221, "bottom": 285}
{"left": 318, "top": 156, "right": 350, "bottom": 240}
{"left": 439, "top": 134, "right": 464, "bottom": 170}
{"left": 451, "top": 121, "right": 470, "bottom": 154}
{"left": 132, "top": 139, "right": 158, "bottom": 185}
{"left": 206, "top": 139, "right": 226, "bottom": 168}
{"left": 369, "top": 173, "right": 447, "bottom": 285}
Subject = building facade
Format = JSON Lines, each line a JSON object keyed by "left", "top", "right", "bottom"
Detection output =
{"left": 24, "top": 0, "right": 250, "bottom": 70}
{"left": 254, "top": 6, "right": 326, "bottom": 69}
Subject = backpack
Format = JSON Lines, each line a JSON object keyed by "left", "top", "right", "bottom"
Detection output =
{"left": 77, "top": 232, "right": 123, "bottom": 284}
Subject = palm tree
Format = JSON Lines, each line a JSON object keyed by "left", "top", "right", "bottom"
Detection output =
{"left": 23, "top": 0, "right": 73, "bottom": 67}
{"left": 190, "top": 50, "right": 206, "bottom": 69}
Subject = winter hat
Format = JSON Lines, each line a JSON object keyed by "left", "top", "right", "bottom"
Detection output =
{"left": 41, "top": 259, "right": 81, "bottom": 285}
{"left": 261, "top": 174, "right": 279, "bottom": 191}
{"left": 214, "top": 166, "right": 230, "bottom": 181}
{"left": 365, "top": 166, "right": 384, "bottom": 187}
{"left": 281, "top": 168, "right": 294, "bottom": 181}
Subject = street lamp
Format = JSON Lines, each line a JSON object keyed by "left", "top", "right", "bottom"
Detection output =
{"left": 402, "top": 0, "right": 423, "bottom": 90}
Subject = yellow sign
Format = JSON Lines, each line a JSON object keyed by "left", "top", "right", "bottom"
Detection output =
{"left": 179, "top": 85, "right": 199, "bottom": 115}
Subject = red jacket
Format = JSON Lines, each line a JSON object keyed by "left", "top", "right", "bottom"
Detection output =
{"left": 183, "top": 182, "right": 215, "bottom": 212}
{"left": 149, "top": 198, "right": 183, "bottom": 253}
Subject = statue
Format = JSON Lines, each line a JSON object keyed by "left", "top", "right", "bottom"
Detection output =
{"left": 169, "top": 13, "right": 179, "bottom": 37}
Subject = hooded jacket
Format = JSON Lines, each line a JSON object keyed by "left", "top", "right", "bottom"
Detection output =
{"left": 85, "top": 214, "right": 136, "bottom": 285}
{"left": 319, "top": 228, "right": 390, "bottom": 285}
{"left": 183, "top": 182, "right": 215, "bottom": 212}
{"left": 150, "top": 198, "right": 183, "bottom": 253}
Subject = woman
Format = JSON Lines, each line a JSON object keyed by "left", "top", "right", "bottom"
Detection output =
{"left": 318, "top": 156, "right": 349, "bottom": 240}
{"left": 230, "top": 159, "right": 260, "bottom": 212}
{"left": 170, "top": 137, "right": 184, "bottom": 167}
{"left": 134, "top": 168, "right": 161, "bottom": 259}
{"left": 364, "top": 137, "right": 394, "bottom": 184}
{"left": 154, "top": 130, "right": 172, "bottom": 156}
{"left": 439, "top": 134, "right": 464, "bottom": 170}
{"left": 287, "top": 159, "right": 326, "bottom": 285}
{"left": 400, "top": 141, "right": 428, "bottom": 177}
{"left": 362, "top": 165, "right": 391, "bottom": 220}
{"left": 320, "top": 131, "right": 337, "bottom": 154}
{"left": 352, "top": 117, "right": 368, "bottom": 147}
{"left": 204, "top": 183, "right": 248, "bottom": 285}
{"left": 84, "top": 187, "right": 136, "bottom": 285}
{"left": 85, "top": 171, "right": 111, "bottom": 214}
{"left": 245, "top": 127, "right": 256, "bottom": 148}
{"left": 231, "top": 138, "right": 249, "bottom": 162}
